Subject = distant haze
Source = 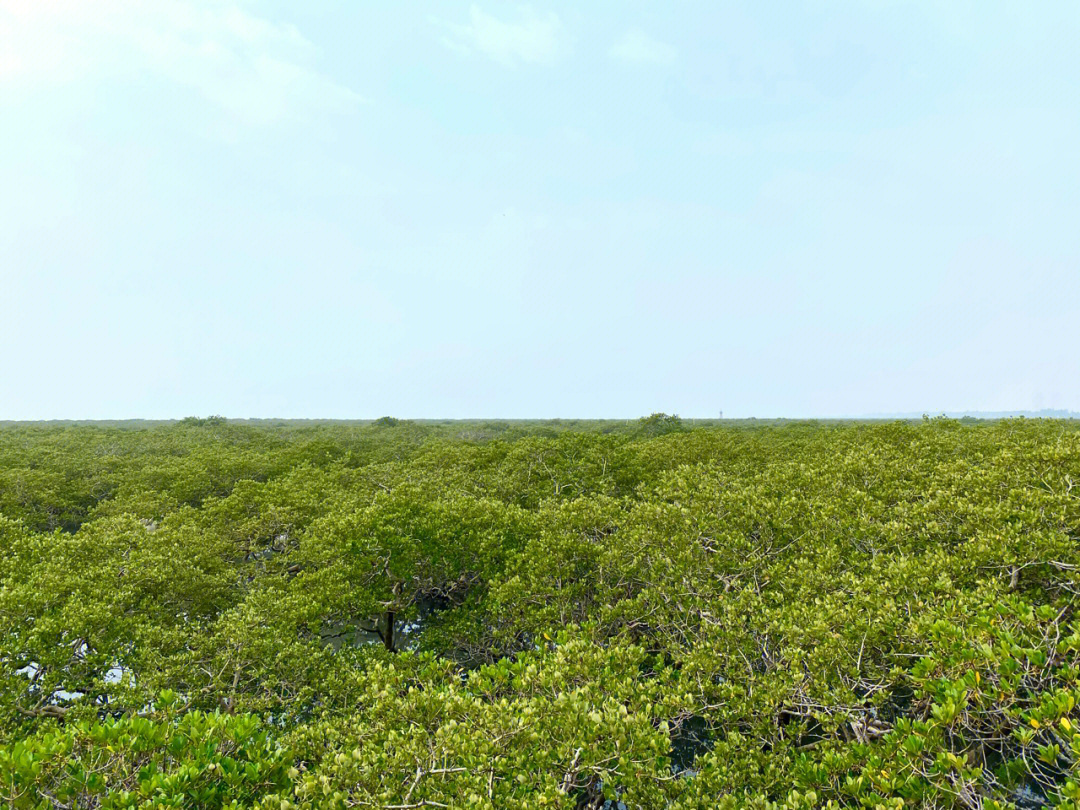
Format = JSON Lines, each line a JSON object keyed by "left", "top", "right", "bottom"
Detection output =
{"left": 2, "top": 1, "right": 1078, "bottom": 419}
{"left": 861, "top": 410, "right": 1080, "bottom": 421}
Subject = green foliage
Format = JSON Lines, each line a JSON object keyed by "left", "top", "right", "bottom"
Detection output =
{"left": 179, "top": 415, "right": 228, "bottom": 427}
{"left": 2, "top": 418, "right": 1080, "bottom": 807}
{"left": 636, "top": 412, "right": 687, "bottom": 437}
{"left": 0, "top": 706, "right": 291, "bottom": 808}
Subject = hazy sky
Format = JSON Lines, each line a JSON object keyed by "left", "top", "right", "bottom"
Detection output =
{"left": 2, "top": 1, "right": 1078, "bottom": 419}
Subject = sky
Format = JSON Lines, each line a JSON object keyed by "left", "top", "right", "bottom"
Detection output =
{"left": 1, "top": 1, "right": 1078, "bottom": 419}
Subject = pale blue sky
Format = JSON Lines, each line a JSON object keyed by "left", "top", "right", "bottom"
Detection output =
{"left": 2, "top": 1, "right": 1078, "bottom": 419}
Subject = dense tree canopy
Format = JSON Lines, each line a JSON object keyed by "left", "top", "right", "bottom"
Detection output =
{"left": 2, "top": 417, "right": 1080, "bottom": 808}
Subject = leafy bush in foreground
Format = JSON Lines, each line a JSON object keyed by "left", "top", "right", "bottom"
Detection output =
{"left": 0, "top": 703, "right": 291, "bottom": 809}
